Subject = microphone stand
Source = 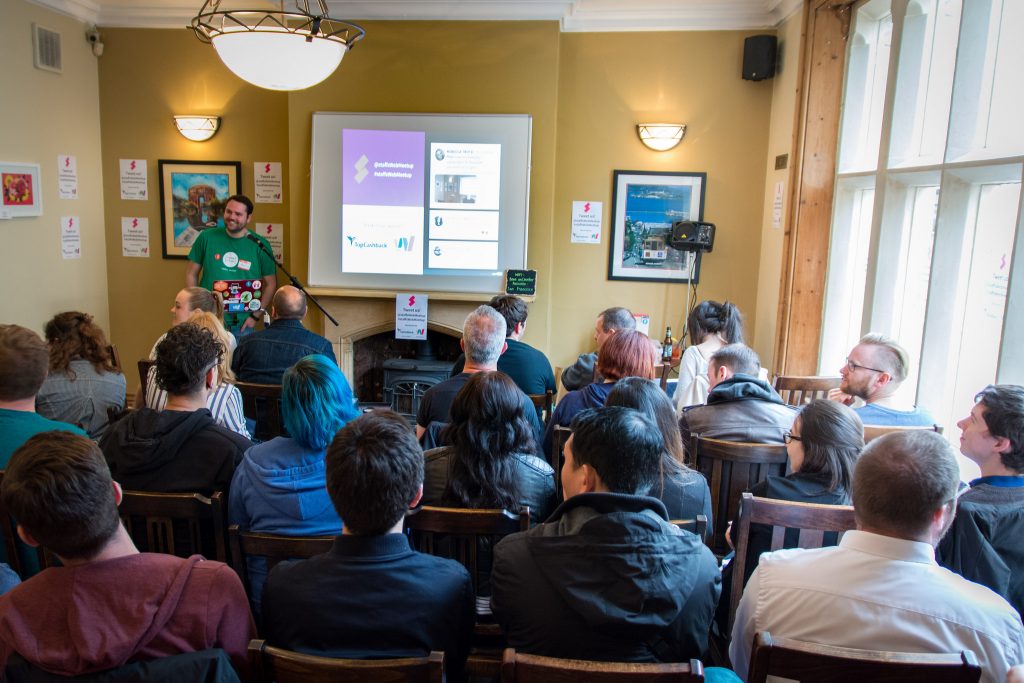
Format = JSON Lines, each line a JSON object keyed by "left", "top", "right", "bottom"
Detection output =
{"left": 246, "top": 233, "right": 339, "bottom": 327}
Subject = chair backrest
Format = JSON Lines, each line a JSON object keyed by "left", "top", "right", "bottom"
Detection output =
{"left": 551, "top": 425, "right": 572, "bottom": 501}
{"left": 747, "top": 631, "right": 981, "bottom": 683}
{"left": 249, "top": 639, "right": 444, "bottom": 683}
{"left": 500, "top": 648, "right": 704, "bottom": 682}
{"left": 863, "top": 423, "right": 943, "bottom": 443}
{"left": 107, "top": 344, "right": 122, "bottom": 373}
{"left": 772, "top": 375, "right": 842, "bottom": 407}
{"left": 236, "top": 381, "right": 285, "bottom": 442}
{"left": 118, "top": 490, "right": 227, "bottom": 562}
{"left": 729, "top": 493, "right": 856, "bottom": 633}
{"left": 227, "top": 525, "right": 334, "bottom": 590}
{"left": 405, "top": 505, "right": 529, "bottom": 597}
{"left": 6, "top": 648, "right": 241, "bottom": 682}
{"left": 670, "top": 514, "right": 709, "bottom": 543}
{"left": 137, "top": 359, "right": 155, "bottom": 405}
{"left": 527, "top": 390, "right": 554, "bottom": 427}
{"left": 690, "top": 436, "right": 789, "bottom": 555}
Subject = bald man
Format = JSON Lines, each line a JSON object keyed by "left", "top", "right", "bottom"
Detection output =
{"left": 231, "top": 285, "right": 337, "bottom": 384}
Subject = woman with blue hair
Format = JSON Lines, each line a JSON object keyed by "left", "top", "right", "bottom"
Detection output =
{"left": 228, "top": 354, "right": 359, "bottom": 615}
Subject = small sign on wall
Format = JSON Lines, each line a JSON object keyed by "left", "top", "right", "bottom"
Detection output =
{"left": 571, "top": 200, "right": 602, "bottom": 244}
{"left": 119, "top": 159, "right": 147, "bottom": 200}
{"left": 254, "top": 162, "right": 283, "bottom": 203}
{"left": 505, "top": 269, "right": 537, "bottom": 296}
{"left": 57, "top": 155, "right": 78, "bottom": 199}
{"left": 254, "top": 222, "right": 284, "bottom": 262}
{"left": 61, "top": 215, "right": 81, "bottom": 259}
{"left": 396, "top": 293, "right": 428, "bottom": 340}
{"left": 121, "top": 216, "right": 150, "bottom": 257}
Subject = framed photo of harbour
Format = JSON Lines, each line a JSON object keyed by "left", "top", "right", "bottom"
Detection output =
{"left": 607, "top": 170, "right": 707, "bottom": 283}
{"left": 158, "top": 160, "right": 242, "bottom": 259}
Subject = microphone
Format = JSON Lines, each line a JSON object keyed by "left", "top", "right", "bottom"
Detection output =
{"left": 245, "top": 232, "right": 274, "bottom": 257}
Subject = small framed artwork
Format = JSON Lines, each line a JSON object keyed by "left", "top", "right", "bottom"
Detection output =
{"left": 0, "top": 162, "right": 43, "bottom": 218}
{"left": 158, "top": 159, "right": 242, "bottom": 259}
{"left": 607, "top": 170, "right": 707, "bottom": 283}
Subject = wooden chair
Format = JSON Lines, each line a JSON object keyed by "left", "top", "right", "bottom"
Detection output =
{"left": 107, "top": 344, "right": 122, "bottom": 372}
{"left": 527, "top": 390, "right": 554, "bottom": 427}
{"left": 236, "top": 381, "right": 285, "bottom": 442}
{"left": 118, "top": 490, "right": 228, "bottom": 562}
{"left": 551, "top": 425, "right": 572, "bottom": 501}
{"left": 772, "top": 375, "right": 842, "bottom": 407}
{"left": 671, "top": 514, "right": 709, "bottom": 543}
{"left": 137, "top": 359, "right": 155, "bottom": 405}
{"left": 690, "top": 436, "right": 789, "bottom": 556}
{"left": 863, "top": 423, "right": 944, "bottom": 443}
{"left": 249, "top": 639, "right": 444, "bottom": 683}
{"left": 500, "top": 648, "right": 704, "bottom": 682}
{"left": 405, "top": 506, "right": 530, "bottom": 678}
{"left": 747, "top": 631, "right": 981, "bottom": 683}
{"left": 227, "top": 525, "right": 334, "bottom": 593}
{"left": 729, "top": 493, "right": 856, "bottom": 633}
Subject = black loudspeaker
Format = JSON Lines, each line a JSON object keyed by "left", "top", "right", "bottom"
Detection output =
{"left": 742, "top": 35, "right": 777, "bottom": 81}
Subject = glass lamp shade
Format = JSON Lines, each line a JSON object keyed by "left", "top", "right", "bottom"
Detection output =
{"left": 211, "top": 29, "right": 347, "bottom": 91}
{"left": 637, "top": 123, "right": 686, "bottom": 151}
{"left": 173, "top": 115, "right": 220, "bottom": 142}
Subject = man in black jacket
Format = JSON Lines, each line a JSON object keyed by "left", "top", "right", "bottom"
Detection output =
{"left": 100, "top": 323, "right": 250, "bottom": 495}
{"left": 491, "top": 406, "right": 721, "bottom": 662}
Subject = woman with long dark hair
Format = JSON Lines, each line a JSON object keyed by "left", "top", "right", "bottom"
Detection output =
{"left": 674, "top": 300, "right": 744, "bottom": 411}
{"left": 423, "top": 371, "right": 556, "bottom": 522}
{"left": 37, "top": 311, "right": 126, "bottom": 439}
{"left": 605, "top": 377, "right": 713, "bottom": 530}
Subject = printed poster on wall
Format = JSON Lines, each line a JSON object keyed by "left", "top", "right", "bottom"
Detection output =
{"left": 254, "top": 162, "right": 282, "bottom": 203}
{"left": 254, "top": 222, "right": 284, "bottom": 262}
{"left": 57, "top": 155, "right": 79, "bottom": 199}
{"left": 571, "top": 200, "right": 602, "bottom": 244}
{"left": 633, "top": 313, "right": 651, "bottom": 336}
{"left": 395, "top": 293, "right": 428, "bottom": 340}
{"left": 119, "top": 159, "right": 148, "bottom": 200}
{"left": 60, "top": 216, "right": 81, "bottom": 259}
{"left": 121, "top": 216, "right": 150, "bottom": 257}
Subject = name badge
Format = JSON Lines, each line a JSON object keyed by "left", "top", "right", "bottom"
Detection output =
{"left": 238, "top": 259, "right": 252, "bottom": 271}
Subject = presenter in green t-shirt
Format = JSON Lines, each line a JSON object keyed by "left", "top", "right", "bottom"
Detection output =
{"left": 185, "top": 194, "right": 277, "bottom": 334}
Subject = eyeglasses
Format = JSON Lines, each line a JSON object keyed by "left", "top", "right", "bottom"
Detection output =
{"left": 783, "top": 432, "right": 802, "bottom": 444}
{"left": 845, "top": 358, "right": 886, "bottom": 374}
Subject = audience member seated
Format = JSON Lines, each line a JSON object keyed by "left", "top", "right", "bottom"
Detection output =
{"left": 231, "top": 285, "right": 337, "bottom": 384}
{"left": 0, "top": 325, "right": 86, "bottom": 469}
{"left": 416, "top": 305, "right": 541, "bottom": 444}
{"left": 229, "top": 355, "right": 359, "bottom": 615}
{"left": 544, "top": 329, "right": 656, "bottom": 457}
{"left": 452, "top": 295, "right": 555, "bottom": 401}
{"left": 101, "top": 323, "right": 251, "bottom": 495}
{"left": 938, "top": 384, "right": 1024, "bottom": 615}
{"left": 492, "top": 407, "right": 720, "bottom": 663}
{"left": 606, "top": 377, "right": 713, "bottom": 527}
{"left": 680, "top": 344, "right": 796, "bottom": 452}
{"left": 0, "top": 431, "right": 255, "bottom": 676}
{"left": 828, "top": 332, "right": 935, "bottom": 426}
{"left": 561, "top": 307, "right": 635, "bottom": 391}
{"left": 144, "top": 311, "right": 250, "bottom": 438}
{"left": 718, "top": 399, "right": 862, "bottom": 633}
{"left": 262, "top": 410, "right": 474, "bottom": 680}
{"left": 729, "top": 430, "right": 1024, "bottom": 683}
{"left": 36, "top": 312, "right": 126, "bottom": 439}
{"left": 423, "top": 371, "right": 556, "bottom": 524}
{"left": 674, "top": 300, "right": 744, "bottom": 412}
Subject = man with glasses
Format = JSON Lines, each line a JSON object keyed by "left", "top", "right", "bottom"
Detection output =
{"left": 100, "top": 323, "right": 251, "bottom": 495}
{"left": 938, "top": 384, "right": 1024, "bottom": 616}
{"left": 731, "top": 430, "right": 1024, "bottom": 683}
{"left": 828, "top": 333, "right": 936, "bottom": 426}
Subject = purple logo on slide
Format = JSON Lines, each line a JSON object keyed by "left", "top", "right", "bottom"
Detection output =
{"left": 342, "top": 129, "right": 425, "bottom": 207}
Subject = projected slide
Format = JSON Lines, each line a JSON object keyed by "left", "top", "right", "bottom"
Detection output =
{"left": 341, "top": 129, "right": 425, "bottom": 275}
{"left": 428, "top": 142, "right": 501, "bottom": 270}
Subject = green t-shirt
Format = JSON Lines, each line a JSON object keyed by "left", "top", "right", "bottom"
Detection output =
{"left": 188, "top": 227, "right": 276, "bottom": 330}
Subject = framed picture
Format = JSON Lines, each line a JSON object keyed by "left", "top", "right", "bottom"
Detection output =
{"left": 158, "top": 159, "right": 242, "bottom": 259}
{"left": 607, "top": 170, "right": 707, "bottom": 283}
{"left": 0, "top": 162, "right": 43, "bottom": 218}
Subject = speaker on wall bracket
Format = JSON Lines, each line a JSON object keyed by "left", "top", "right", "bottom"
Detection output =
{"left": 742, "top": 34, "right": 777, "bottom": 81}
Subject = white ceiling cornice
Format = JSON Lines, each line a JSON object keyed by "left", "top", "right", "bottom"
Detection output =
{"left": 27, "top": 0, "right": 803, "bottom": 32}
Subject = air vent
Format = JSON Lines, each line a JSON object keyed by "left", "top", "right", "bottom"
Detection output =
{"left": 33, "top": 24, "right": 62, "bottom": 73}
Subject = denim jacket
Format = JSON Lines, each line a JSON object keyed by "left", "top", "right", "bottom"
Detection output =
{"left": 231, "top": 319, "right": 337, "bottom": 384}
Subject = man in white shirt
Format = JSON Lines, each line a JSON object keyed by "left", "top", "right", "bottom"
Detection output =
{"left": 730, "top": 430, "right": 1024, "bottom": 683}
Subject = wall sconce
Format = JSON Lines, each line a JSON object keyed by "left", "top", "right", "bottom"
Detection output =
{"left": 636, "top": 123, "right": 686, "bottom": 151}
{"left": 174, "top": 115, "right": 221, "bottom": 142}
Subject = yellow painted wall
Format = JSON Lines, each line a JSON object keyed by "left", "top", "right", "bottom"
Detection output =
{"left": 0, "top": 0, "right": 109, "bottom": 335}
{"left": 549, "top": 31, "right": 775, "bottom": 369}
{"left": 97, "top": 28, "right": 289, "bottom": 387}
{"left": 753, "top": 11, "right": 803, "bottom": 373}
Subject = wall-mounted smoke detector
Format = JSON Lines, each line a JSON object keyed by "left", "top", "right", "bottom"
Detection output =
{"left": 33, "top": 23, "right": 62, "bottom": 73}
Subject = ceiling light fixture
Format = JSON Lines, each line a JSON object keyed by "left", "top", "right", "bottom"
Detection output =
{"left": 190, "top": 1, "right": 366, "bottom": 92}
{"left": 174, "top": 115, "right": 221, "bottom": 142}
{"left": 636, "top": 123, "right": 686, "bottom": 151}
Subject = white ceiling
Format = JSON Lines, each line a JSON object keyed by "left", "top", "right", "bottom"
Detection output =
{"left": 28, "top": 0, "right": 802, "bottom": 32}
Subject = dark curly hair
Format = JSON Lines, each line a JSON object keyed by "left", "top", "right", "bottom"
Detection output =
{"left": 441, "top": 371, "right": 536, "bottom": 511}
{"left": 154, "top": 323, "right": 222, "bottom": 395}
{"left": 44, "top": 312, "right": 117, "bottom": 379}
